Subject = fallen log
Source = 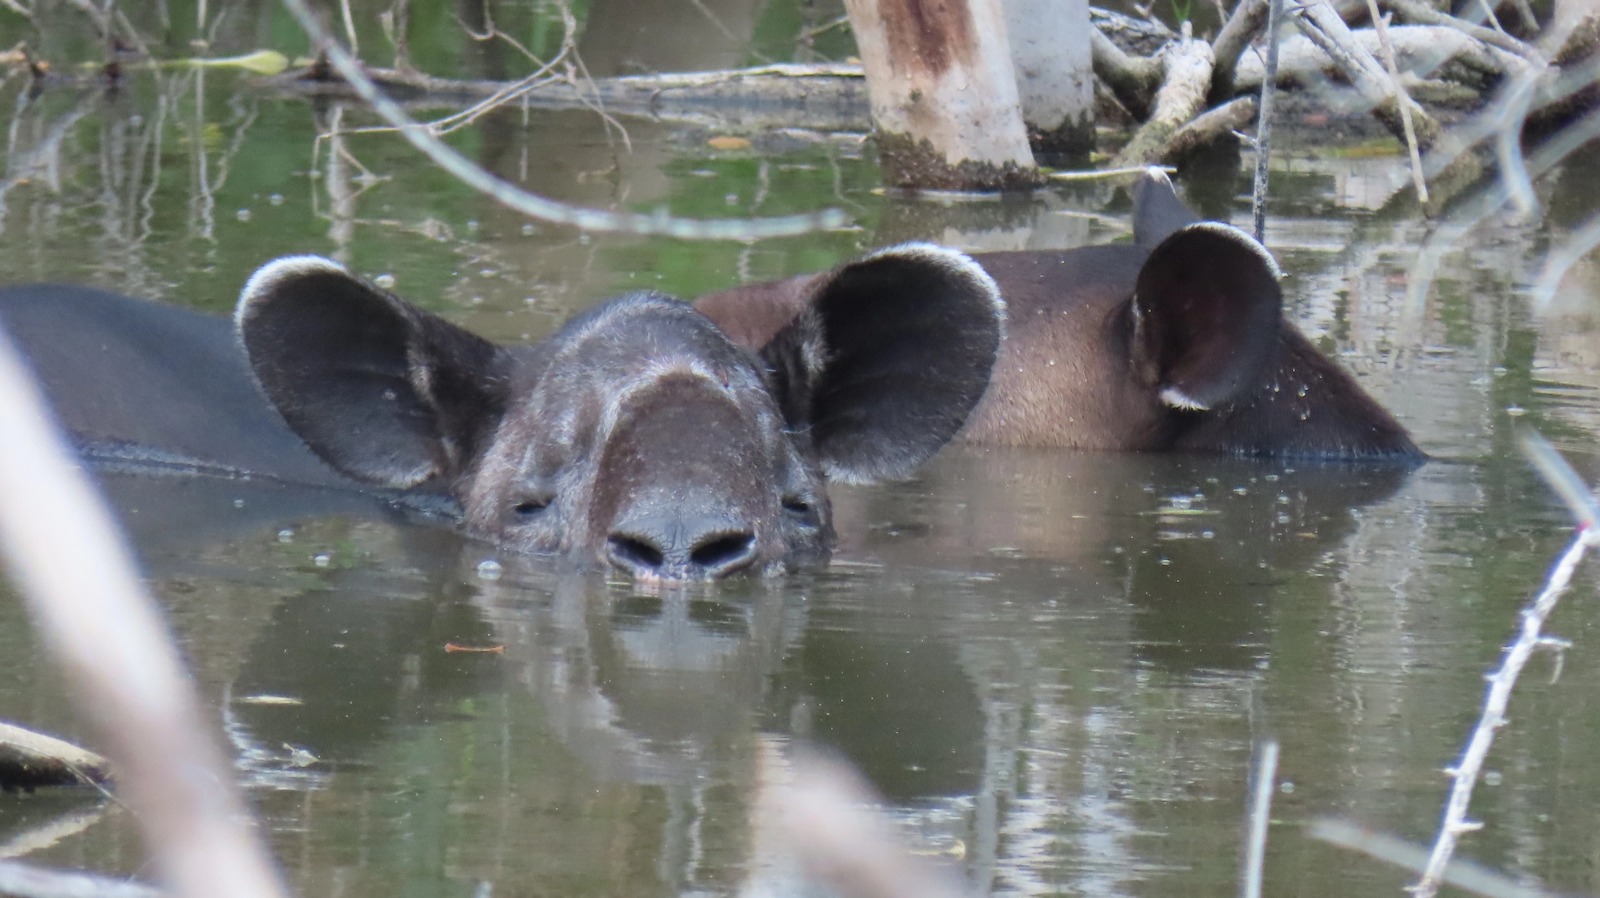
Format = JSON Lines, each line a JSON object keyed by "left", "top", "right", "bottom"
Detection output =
{"left": 0, "top": 722, "right": 111, "bottom": 792}
{"left": 263, "top": 61, "right": 873, "bottom": 132}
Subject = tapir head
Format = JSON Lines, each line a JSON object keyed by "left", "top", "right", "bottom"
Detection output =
{"left": 235, "top": 246, "right": 1003, "bottom": 581}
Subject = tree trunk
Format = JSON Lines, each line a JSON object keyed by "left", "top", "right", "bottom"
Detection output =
{"left": 1002, "top": 0, "right": 1094, "bottom": 162}
{"left": 843, "top": 0, "right": 1044, "bottom": 190}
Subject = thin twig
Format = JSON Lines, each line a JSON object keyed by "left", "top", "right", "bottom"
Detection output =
{"left": 1240, "top": 740, "right": 1278, "bottom": 898}
{"left": 1252, "top": 0, "right": 1284, "bottom": 243}
{"left": 1365, "top": 1, "right": 1428, "bottom": 203}
{"left": 1413, "top": 434, "right": 1600, "bottom": 898}
{"left": 276, "top": 0, "right": 845, "bottom": 239}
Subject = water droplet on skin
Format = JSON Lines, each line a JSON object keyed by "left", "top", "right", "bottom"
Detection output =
{"left": 374, "top": 273, "right": 396, "bottom": 289}
{"left": 1297, "top": 385, "right": 1308, "bottom": 398}
{"left": 312, "top": 552, "right": 332, "bottom": 567}
{"left": 277, "top": 528, "right": 295, "bottom": 543}
{"left": 477, "top": 559, "right": 503, "bottom": 581}
{"left": 236, "top": 209, "right": 251, "bottom": 222}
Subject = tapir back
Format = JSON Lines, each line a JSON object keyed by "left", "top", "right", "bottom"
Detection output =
{"left": 0, "top": 284, "right": 343, "bottom": 486}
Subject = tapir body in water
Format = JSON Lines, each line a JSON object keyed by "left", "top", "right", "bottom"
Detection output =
{"left": 697, "top": 171, "right": 1421, "bottom": 460}
{"left": 0, "top": 246, "right": 1005, "bottom": 581}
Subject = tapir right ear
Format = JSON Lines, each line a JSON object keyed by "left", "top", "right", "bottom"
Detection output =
{"left": 1129, "top": 223, "right": 1283, "bottom": 412}
{"left": 236, "top": 257, "right": 510, "bottom": 488}
{"left": 760, "top": 243, "right": 1005, "bottom": 483}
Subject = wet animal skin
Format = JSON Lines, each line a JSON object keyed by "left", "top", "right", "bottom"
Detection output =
{"left": 0, "top": 245, "right": 1005, "bottom": 581}
{"left": 697, "top": 170, "right": 1421, "bottom": 461}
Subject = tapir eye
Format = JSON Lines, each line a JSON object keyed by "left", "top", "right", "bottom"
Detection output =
{"left": 782, "top": 495, "right": 818, "bottom": 523}
{"left": 510, "top": 494, "right": 554, "bottom": 518}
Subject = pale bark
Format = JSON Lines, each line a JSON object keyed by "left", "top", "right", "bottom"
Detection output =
{"left": 1231, "top": 25, "right": 1519, "bottom": 91}
{"left": 1002, "top": 0, "right": 1094, "bottom": 158}
{"left": 1292, "top": 0, "right": 1441, "bottom": 149}
{"left": 0, "top": 721, "right": 112, "bottom": 790}
{"left": 843, "top": 0, "right": 1042, "bottom": 189}
{"left": 1112, "top": 36, "right": 1215, "bottom": 168}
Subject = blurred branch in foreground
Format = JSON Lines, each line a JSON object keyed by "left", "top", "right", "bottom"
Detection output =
{"left": 0, "top": 324, "right": 289, "bottom": 897}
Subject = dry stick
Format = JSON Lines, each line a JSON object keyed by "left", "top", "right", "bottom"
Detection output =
{"left": 1292, "top": 0, "right": 1440, "bottom": 149}
{"left": 1380, "top": 0, "right": 1538, "bottom": 59}
{"left": 0, "top": 328, "right": 289, "bottom": 898}
{"left": 1365, "top": 1, "right": 1429, "bottom": 203}
{"left": 1211, "top": 0, "right": 1268, "bottom": 99}
{"left": 275, "top": 0, "right": 845, "bottom": 239}
{"left": 1239, "top": 740, "right": 1279, "bottom": 898}
{"left": 1252, "top": 0, "right": 1284, "bottom": 244}
{"left": 1413, "top": 433, "right": 1600, "bottom": 898}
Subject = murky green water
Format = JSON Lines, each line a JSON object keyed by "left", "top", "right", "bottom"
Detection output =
{"left": 3, "top": 2, "right": 1600, "bottom": 896}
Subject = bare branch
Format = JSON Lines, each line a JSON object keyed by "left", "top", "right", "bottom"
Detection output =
{"left": 1291, "top": 0, "right": 1441, "bottom": 149}
{"left": 1382, "top": 0, "right": 1539, "bottom": 59}
{"left": 276, "top": 0, "right": 847, "bottom": 239}
{"left": 1210, "top": 0, "right": 1268, "bottom": 100}
{"left": 1365, "top": 2, "right": 1429, "bottom": 203}
{"left": 0, "top": 331, "right": 289, "bottom": 897}
{"left": 1091, "top": 27, "right": 1162, "bottom": 120}
{"left": 1413, "top": 433, "right": 1600, "bottom": 898}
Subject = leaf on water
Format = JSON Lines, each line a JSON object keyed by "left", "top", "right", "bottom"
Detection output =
{"left": 187, "top": 50, "right": 291, "bottom": 76}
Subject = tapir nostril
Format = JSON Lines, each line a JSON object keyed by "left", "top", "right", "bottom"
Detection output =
{"left": 607, "top": 533, "right": 666, "bottom": 575}
{"left": 689, "top": 531, "right": 758, "bottom": 575}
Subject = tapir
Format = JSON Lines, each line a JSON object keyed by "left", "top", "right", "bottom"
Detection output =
{"left": 697, "top": 171, "right": 1421, "bottom": 460}
{"left": 0, "top": 245, "right": 1005, "bottom": 580}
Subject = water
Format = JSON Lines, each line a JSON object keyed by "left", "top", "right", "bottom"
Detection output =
{"left": 3, "top": 3, "right": 1600, "bottom": 896}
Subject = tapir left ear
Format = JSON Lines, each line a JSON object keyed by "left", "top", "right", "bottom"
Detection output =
{"left": 759, "top": 243, "right": 1005, "bottom": 483}
{"left": 1130, "top": 223, "right": 1283, "bottom": 412}
{"left": 236, "top": 256, "right": 510, "bottom": 488}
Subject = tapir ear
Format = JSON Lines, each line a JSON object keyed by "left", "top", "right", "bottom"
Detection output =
{"left": 1130, "top": 167, "right": 1200, "bottom": 247}
{"left": 1130, "top": 223, "right": 1283, "bottom": 412}
{"left": 236, "top": 256, "right": 509, "bottom": 488}
{"left": 760, "top": 243, "right": 1004, "bottom": 483}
